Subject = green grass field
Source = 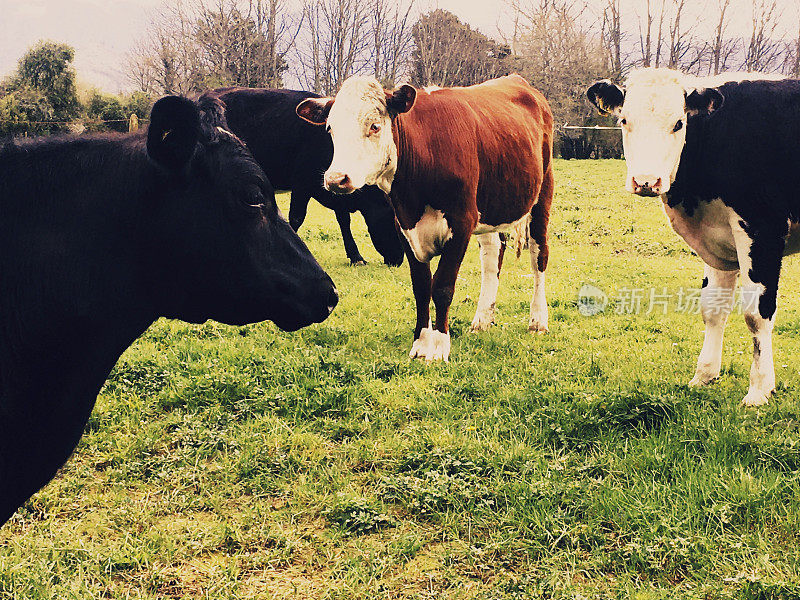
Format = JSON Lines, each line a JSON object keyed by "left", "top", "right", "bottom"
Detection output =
{"left": 2, "top": 159, "right": 800, "bottom": 600}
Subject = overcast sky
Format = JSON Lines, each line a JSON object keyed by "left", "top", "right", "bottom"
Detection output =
{"left": 1, "top": 0, "right": 797, "bottom": 93}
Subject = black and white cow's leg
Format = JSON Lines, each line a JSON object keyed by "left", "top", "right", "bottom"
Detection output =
{"left": 470, "top": 232, "right": 506, "bottom": 331}
{"left": 730, "top": 217, "right": 785, "bottom": 406}
{"left": 288, "top": 190, "right": 311, "bottom": 232}
{"left": 335, "top": 209, "right": 367, "bottom": 265}
{"left": 689, "top": 264, "right": 738, "bottom": 386}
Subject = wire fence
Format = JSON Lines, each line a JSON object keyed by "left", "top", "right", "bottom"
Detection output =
{"left": 0, "top": 114, "right": 147, "bottom": 133}
{"left": 559, "top": 124, "right": 621, "bottom": 131}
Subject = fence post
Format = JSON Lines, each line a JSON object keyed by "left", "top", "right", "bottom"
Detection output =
{"left": 128, "top": 114, "right": 139, "bottom": 133}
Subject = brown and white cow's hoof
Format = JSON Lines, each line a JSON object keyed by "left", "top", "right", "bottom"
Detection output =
{"left": 469, "top": 312, "right": 494, "bottom": 332}
{"left": 409, "top": 328, "right": 450, "bottom": 363}
{"left": 742, "top": 387, "right": 773, "bottom": 407}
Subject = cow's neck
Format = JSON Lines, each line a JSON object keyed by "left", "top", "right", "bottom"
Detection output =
{"left": 389, "top": 113, "right": 427, "bottom": 224}
{"left": 0, "top": 148, "right": 161, "bottom": 523}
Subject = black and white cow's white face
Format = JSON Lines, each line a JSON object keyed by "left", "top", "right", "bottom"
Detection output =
{"left": 296, "top": 76, "right": 416, "bottom": 195}
{"left": 587, "top": 69, "right": 724, "bottom": 197}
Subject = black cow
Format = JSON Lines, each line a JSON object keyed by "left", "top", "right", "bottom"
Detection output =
{"left": 0, "top": 94, "right": 337, "bottom": 525}
{"left": 587, "top": 68, "right": 800, "bottom": 406}
{"left": 207, "top": 87, "right": 404, "bottom": 266}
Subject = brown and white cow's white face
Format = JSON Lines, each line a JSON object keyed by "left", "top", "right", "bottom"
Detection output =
{"left": 587, "top": 68, "right": 724, "bottom": 197}
{"left": 296, "top": 76, "right": 416, "bottom": 195}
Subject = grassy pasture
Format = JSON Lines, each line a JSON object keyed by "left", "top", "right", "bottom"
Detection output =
{"left": 2, "top": 159, "right": 800, "bottom": 599}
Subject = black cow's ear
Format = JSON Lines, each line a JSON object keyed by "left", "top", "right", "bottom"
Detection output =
{"left": 147, "top": 96, "right": 201, "bottom": 173}
{"left": 685, "top": 87, "right": 724, "bottom": 115}
{"left": 386, "top": 85, "right": 416, "bottom": 115}
{"left": 296, "top": 98, "right": 334, "bottom": 125}
{"left": 586, "top": 80, "right": 625, "bottom": 116}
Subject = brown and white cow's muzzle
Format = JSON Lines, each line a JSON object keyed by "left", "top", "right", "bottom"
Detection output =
{"left": 324, "top": 171, "right": 356, "bottom": 195}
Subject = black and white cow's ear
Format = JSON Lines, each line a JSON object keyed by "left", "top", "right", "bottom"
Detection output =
{"left": 147, "top": 95, "right": 201, "bottom": 174}
{"left": 296, "top": 97, "right": 334, "bottom": 125}
{"left": 385, "top": 85, "right": 416, "bottom": 115}
{"left": 586, "top": 80, "right": 625, "bottom": 116}
{"left": 685, "top": 87, "right": 724, "bottom": 116}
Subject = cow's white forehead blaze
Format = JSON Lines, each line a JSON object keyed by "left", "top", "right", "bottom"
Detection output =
{"left": 622, "top": 69, "right": 686, "bottom": 123}
{"left": 619, "top": 68, "right": 693, "bottom": 196}
{"left": 325, "top": 76, "right": 397, "bottom": 194}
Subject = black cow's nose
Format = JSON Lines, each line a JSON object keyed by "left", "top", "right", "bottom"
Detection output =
{"left": 327, "top": 287, "right": 339, "bottom": 315}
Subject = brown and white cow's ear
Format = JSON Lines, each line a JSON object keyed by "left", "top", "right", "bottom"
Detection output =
{"left": 385, "top": 85, "right": 416, "bottom": 115}
{"left": 685, "top": 87, "right": 724, "bottom": 116}
{"left": 586, "top": 80, "right": 625, "bottom": 116}
{"left": 296, "top": 97, "right": 334, "bottom": 125}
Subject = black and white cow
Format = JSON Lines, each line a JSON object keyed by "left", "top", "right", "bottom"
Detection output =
{"left": 0, "top": 94, "right": 337, "bottom": 525}
{"left": 206, "top": 87, "right": 405, "bottom": 266}
{"left": 587, "top": 68, "right": 798, "bottom": 406}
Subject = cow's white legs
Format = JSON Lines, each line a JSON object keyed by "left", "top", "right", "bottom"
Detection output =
{"left": 470, "top": 232, "right": 503, "bottom": 331}
{"left": 689, "top": 264, "right": 738, "bottom": 386}
{"left": 528, "top": 241, "right": 549, "bottom": 332}
{"left": 730, "top": 217, "right": 780, "bottom": 406}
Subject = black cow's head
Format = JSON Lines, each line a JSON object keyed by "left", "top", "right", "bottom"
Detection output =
{"left": 146, "top": 95, "right": 337, "bottom": 330}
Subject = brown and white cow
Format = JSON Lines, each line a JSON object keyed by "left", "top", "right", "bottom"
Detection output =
{"left": 297, "top": 75, "right": 554, "bottom": 362}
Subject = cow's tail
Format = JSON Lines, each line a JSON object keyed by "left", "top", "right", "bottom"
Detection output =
{"left": 514, "top": 214, "right": 531, "bottom": 259}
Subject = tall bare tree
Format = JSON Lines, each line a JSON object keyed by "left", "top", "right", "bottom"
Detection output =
{"left": 370, "top": 0, "right": 415, "bottom": 87}
{"left": 601, "top": 0, "right": 623, "bottom": 79}
{"left": 637, "top": 0, "right": 655, "bottom": 67}
{"left": 708, "top": 0, "right": 736, "bottom": 74}
{"left": 411, "top": 9, "right": 512, "bottom": 87}
{"left": 782, "top": 7, "right": 800, "bottom": 77}
{"left": 296, "top": 0, "right": 371, "bottom": 95}
{"left": 127, "top": 0, "right": 296, "bottom": 95}
{"left": 744, "top": 0, "right": 784, "bottom": 72}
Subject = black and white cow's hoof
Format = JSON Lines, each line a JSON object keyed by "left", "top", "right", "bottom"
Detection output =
{"left": 528, "top": 321, "right": 549, "bottom": 334}
{"left": 688, "top": 371, "right": 718, "bottom": 387}
{"left": 350, "top": 258, "right": 367, "bottom": 266}
{"left": 409, "top": 328, "right": 450, "bottom": 363}
{"left": 742, "top": 387, "right": 773, "bottom": 407}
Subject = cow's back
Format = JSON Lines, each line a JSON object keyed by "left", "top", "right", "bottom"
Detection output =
{"left": 394, "top": 75, "right": 552, "bottom": 226}
{"left": 213, "top": 87, "right": 332, "bottom": 192}
{"left": 673, "top": 78, "right": 800, "bottom": 222}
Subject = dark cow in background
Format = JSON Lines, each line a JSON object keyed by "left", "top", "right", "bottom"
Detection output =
{"left": 0, "top": 94, "right": 337, "bottom": 525}
{"left": 588, "top": 68, "right": 797, "bottom": 406}
{"left": 207, "top": 87, "right": 404, "bottom": 266}
{"left": 298, "top": 75, "right": 553, "bottom": 362}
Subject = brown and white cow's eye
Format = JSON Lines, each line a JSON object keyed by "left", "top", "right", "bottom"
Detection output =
{"left": 673, "top": 120, "right": 683, "bottom": 133}
{"left": 369, "top": 123, "right": 381, "bottom": 134}
{"left": 620, "top": 118, "right": 627, "bottom": 126}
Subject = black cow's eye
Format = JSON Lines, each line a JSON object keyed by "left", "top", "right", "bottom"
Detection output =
{"left": 673, "top": 120, "right": 683, "bottom": 133}
{"left": 242, "top": 185, "right": 265, "bottom": 208}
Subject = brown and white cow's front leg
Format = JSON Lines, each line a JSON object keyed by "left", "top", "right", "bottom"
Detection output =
{"left": 730, "top": 216, "right": 785, "bottom": 406}
{"left": 689, "top": 264, "right": 738, "bottom": 386}
{"left": 417, "top": 229, "right": 472, "bottom": 362}
{"left": 470, "top": 232, "right": 505, "bottom": 331}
